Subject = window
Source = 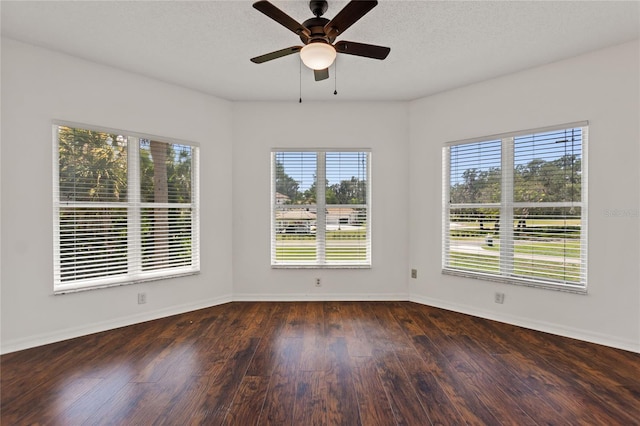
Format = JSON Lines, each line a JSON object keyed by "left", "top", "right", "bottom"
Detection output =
{"left": 53, "top": 123, "right": 199, "bottom": 293}
{"left": 443, "top": 122, "right": 588, "bottom": 292}
{"left": 271, "top": 150, "right": 371, "bottom": 267}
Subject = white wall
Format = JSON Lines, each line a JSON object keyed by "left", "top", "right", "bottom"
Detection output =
{"left": 2, "top": 37, "right": 638, "bottom": 354}
{"left": 1, "top": 39, "right": 234, "bottom": 353}
{"left": 232, "top": 102, "right": 410, "bottom": 300}
{"left": 408, "top": 40, "right": 640, "bottom": 352}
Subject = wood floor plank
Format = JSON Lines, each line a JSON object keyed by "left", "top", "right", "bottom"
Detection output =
{"left": 223, "top": 376, "right": 270, "bottom": 425}
{"left": 341, "top": 302, "right": 375, "bottom": 357}
{"left": 196, "top": 336, "right": 261, "bottom": 424}
{"left": 260, "top": 337, "right": 303, "bottom": 425}
{"left": 84, "top": 381, "right": 172, "bottom": 425}
{"left": 409, "top": 329, "right": 501, "bottom": 424}
{"left": 299, "top": 302, "right": 329, "bottom": 372}
{"left": 292, "top": 370, "right": 328, "bottom": 425}
{"left": 2, "top": 301, "right": 639, "bottom": 425}
{"left": 247, "top": 302, "right": 280, "bottom": 335}
{"left": 132, "top": 340, "right": 196, "bottom": 384}
{"left": 281, "top": 301, "right": 309, "bottom": 338}
{"left": 456, "top": 335, "right": 570, "bottom": 425}
{"left": 450, "top": 314, "right": 601, "bottom": 424}
{"left": 375, "top": 303, "right": 469, "bottom": 425}
{"left": 531, "top": 337, "right": 640, "bottom": 422}
{"left": 153, "top": 370, "right": 214, "bottom": 424}
{"left": 394, "top": 351, "right": 467, "bottom": 425}
{"left": 157, "top": 332, "right": 261, "bottom": 424}
{"left": 245, "top": 302, "right": 292, "bottom": 377}
{"left": 412, "top": 311, "right": 539, "bottom": 426}
{"left": 351, "top": 357, "right": 397, "bottom": 425}
{"left": 324, "top": 301, "right": 355, "bottom": 338}
{"left": 374, "top": 350, "right": 432, "bottom": 425}
{"left": 1, "top": 334, "right": 173, "bottom": 424}
{"left": 325, "top": 337, "right": 361, "bottom": 426}
{"left": 457, "top": 314, "right": 611, "bottom": 424}
{"left": 3, "top": 376, "right": 103, "bottom": 425}
{"left": 198, "top": 302, "right": 247, "bottom": 338}
{"left": 156, "top": 306, "right": 221, "bottom": 341}
{"left": 368, "top": 302, "right": 416, "bottom": 353}
{"left": 482, "top": 318, "right": 640, "bottom": 424}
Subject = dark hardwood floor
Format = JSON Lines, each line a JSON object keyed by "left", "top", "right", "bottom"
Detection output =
{"left": 2, "top": 301, "right": 639, "bottom": 425}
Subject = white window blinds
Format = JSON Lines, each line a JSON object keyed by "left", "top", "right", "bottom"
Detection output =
{"left": 53, "top": 124, "right": 200, "bottom": 293}
{"left": 443, "top": 123, "right": 587, "bottom": 292}
{"left": 272, "top": 150, "right": 371, "bottom": 267}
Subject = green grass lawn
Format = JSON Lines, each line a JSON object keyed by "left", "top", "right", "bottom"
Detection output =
{"left": 275, "top": 246, "right": 367, "bottom": 261}
{"left": 275, "top": 228, "right": 368, "bottom": 261}
{"left": 448, "top": 252, "right": 581, "bottom": 283}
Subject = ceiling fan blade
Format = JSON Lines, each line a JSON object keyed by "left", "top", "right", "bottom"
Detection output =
{"left": 324, "top": 0, "right": 378, "bottom": 40}
{"left": 251, "top": 46, "right": 302, "bottom": 64}
{"left": 314, "top": 68, "right": 330, "bottom": 81}
{"left": 253, "top": 0, "right": 310, "bottom": 40}
{"left": 335, "top": 40, "right": 390, "bottom": 60}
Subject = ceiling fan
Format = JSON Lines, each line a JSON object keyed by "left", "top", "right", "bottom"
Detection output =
{"left": 250, "top": 0, "right": 390, "bottom": 81}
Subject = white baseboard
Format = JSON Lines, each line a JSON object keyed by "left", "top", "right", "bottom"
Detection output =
{"left": 0, "top": 294, "right": 233, "bottom": 354}
{"left": 232, "top": 293, "right": 409, "bottom": 302}
{"left": 5, "top": 293, "right": 636, "bottom": 354}
{"left": 409, "top": 295, "right": 640, "bottom": 354}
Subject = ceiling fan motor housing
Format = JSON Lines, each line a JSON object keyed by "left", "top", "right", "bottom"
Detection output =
{"left": 301, "top": 17, "right": 333, "bottom": 44}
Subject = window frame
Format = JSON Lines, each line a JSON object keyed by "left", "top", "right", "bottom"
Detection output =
{"left": 271, "top": 148, "right": 372, "bottom": 268}
{"left": 442, "top": 121, "right": 588, "bottom": 293}
{"left": 52, "top": 121, "right": 200, "bottom": 294}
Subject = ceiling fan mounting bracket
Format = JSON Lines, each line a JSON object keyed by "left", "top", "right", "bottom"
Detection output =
{"left": 309, "top": 0, "right": 329, "bottom": 17}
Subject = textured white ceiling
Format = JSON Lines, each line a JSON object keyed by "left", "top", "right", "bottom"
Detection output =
{"left": 2, "top": 1, "right": 639, "bottom": 101}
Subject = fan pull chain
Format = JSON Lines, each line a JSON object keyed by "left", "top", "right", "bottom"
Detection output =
{"left": 334, "top": 57, "right": 338, "bottom": 95}
{"left": 299, "top": 58, "right": 302, "bottom": 103}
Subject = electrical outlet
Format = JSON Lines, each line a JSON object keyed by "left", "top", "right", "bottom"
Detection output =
{"left": 315, "top": 278, "right": 321, "bottom": 287}
{"left": 138, "top": 292, "right": 147, "bottom": 304}
{"left": 494, "top": 292, "right": 505, "bottom": 304}
{"left": 411, "top": 269, "right": 417, "bottom": 279}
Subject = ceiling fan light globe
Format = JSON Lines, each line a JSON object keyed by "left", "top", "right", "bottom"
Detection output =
{"left": 300, "top": 43, "right": 336, "bottom": 70}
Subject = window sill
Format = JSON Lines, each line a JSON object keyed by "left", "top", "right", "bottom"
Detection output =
{"left": 272, "top": 264, "right": 371, "bottom": 270}
{"left": 53, "top": 270, "right": 200, "bottom": 295}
